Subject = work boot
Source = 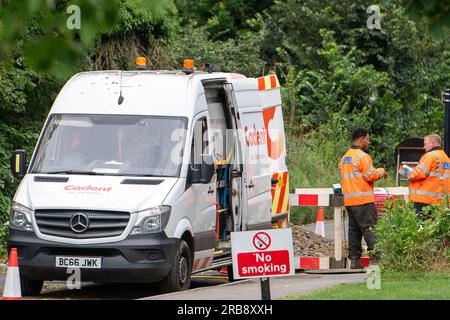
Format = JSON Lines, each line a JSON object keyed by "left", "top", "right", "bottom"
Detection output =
{"left": 350, "top": 259, "right": 365, "bottom": 269}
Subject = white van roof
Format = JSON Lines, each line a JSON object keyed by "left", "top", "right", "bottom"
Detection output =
{"left": 49, "top": 70, "right": 280, "bottom": 118}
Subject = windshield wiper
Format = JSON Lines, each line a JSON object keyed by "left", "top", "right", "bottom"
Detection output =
{"left": 43, "top": 170, "right": 105, "bottom": 175}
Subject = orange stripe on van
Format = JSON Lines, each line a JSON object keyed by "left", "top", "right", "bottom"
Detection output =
{"left": 284, "top": 172, "right": 290, "bottom": 211}
{"left": 257, "top": 75, "right": 280, "bottom": 91}
{"left": 193, "top": 259, "right": 200, "bottom": 270}
{"left": 271, "top": 172, "right": 281, "bottom": 214}
{"left": 270, "top": 75, "right": 277, "bottom": 88}
{"left": 271, "top": 171, "right": 289, "bottom": 215}
{"left": 282, "top": 173, "right": 290, "bottom": 212}
{"left": 201, "top": 257, "right": 210, "bottom": 269}
{"left": 277, "top": 172, "right": 288, "bottom": 213}
{"left": 258, "top": 77, "right": 266, "bottom": 90}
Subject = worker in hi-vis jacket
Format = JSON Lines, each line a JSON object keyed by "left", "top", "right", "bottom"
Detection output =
{"left": 339, "top": 128, "right": 387, "bottom": 269}
{"left": 398, "top": 134, "right": 450, "bottom": 217}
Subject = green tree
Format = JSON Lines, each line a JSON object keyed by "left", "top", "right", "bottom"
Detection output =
{"left": 175, "top": 0, "right": 273, "bottom": 40}
{"left": 266, "top": 0, "right": 450, "bottom": 167}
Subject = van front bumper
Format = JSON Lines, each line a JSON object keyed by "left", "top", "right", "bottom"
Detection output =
{"left": 7, "top": 229, "right": 178, "bottom": 283}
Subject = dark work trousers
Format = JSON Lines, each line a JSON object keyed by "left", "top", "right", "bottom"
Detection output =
{"left": 345, "top": 202, "right": 378, "bottom": 260}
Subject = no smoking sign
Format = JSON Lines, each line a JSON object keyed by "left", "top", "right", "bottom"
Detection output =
{"left": 231, "top": 228, "right": 295, "bottom": 280}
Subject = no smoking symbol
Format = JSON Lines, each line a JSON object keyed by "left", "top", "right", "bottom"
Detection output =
{"left": 253, "top": 232, "right": 271, "bottom": 250}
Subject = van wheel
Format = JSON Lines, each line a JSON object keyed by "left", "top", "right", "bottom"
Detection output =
{"left": 160, "top": 240, "right": 192, "bottom": 293}
{"left": 21, "top": 277, "right": 43, "bottom": 296}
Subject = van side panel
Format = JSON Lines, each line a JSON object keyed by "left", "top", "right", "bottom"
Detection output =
{"left": 240, "top": 109, "right": 273, "bottom": 229}
{"left": 234, "top": 75, "right": 289, "bottom": 228}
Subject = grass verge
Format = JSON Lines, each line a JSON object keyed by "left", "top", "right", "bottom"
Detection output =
{"left": 283, "top": 272, "right": 450, "bottom": 300}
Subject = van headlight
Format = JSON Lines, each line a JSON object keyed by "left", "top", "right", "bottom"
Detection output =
{"left": 10, "top": 202, "right": 34, "bottom": 232}
{"left": 131, "top": 206, "right": 171, "bottom": 235}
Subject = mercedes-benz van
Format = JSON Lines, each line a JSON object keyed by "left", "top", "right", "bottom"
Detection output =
{"left": 7, "top": 60, "right": 289, "bottom": 295}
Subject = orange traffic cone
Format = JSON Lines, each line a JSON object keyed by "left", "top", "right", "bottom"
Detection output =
{"left": 2, "top": 248, "right": 22, "bottom": 300}
{"left": 314, "top": 207, "right": 325, "bottom": 237}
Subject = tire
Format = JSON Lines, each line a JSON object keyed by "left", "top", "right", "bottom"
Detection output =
{"left": 20, "top": 276, "right": 43, "bottom": 296}
{"left": 159, "top": 240, "right": 192, "bottom": 293}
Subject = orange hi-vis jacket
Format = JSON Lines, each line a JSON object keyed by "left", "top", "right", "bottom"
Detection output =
{"left": 339, "top": 146, "right": 385, "bottom": 206}
{"left": 407, "top": 147, "right": 450, "bottom": 205}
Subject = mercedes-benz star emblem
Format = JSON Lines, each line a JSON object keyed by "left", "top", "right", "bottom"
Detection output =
{"left": 70, "top": 213, "right": 89, "bottom": 233}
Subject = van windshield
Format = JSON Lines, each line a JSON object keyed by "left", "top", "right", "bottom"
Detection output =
{"left": 30, "top": 114, "right": 187, "bottom": 177}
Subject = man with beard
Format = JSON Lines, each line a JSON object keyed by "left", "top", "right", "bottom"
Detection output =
{"left": 339, "top": 128, "right": 387, "bottom": 268}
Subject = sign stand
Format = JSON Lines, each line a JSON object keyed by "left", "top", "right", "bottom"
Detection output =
{"left": 260, "top": 277, "right": 271, "bottom": 300}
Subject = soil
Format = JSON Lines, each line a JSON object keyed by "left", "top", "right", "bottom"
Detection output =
{"left": 290, "top": 223, "right": 335, "bottom": 257}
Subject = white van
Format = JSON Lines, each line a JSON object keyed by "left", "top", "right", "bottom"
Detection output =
{"left": 7, "top": 60, "right": 289, "bottom": 295}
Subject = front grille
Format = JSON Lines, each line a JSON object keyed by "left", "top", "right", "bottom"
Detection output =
{"left": 35, "top": 210, "right": 130, "bottom": 239}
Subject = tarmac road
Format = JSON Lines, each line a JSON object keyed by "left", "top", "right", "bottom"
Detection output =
{"left": 0, "top": 269, "right": 229, "bottom": 300}
{"left": 0, "top": 269, "right": 369, "bottom": 300}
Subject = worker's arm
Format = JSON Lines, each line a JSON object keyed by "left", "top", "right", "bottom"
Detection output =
{"left": 406, "top": 154, "right": 435, "bottom": 182}
{"left": 359, "top": 154, "right": 386, "bottom": 182}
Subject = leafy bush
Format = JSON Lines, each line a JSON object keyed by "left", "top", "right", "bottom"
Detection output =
{"left": 374, "top": 199, "right": 450, "bottom": 272}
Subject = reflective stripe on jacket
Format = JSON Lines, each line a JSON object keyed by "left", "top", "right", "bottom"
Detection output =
{"left": 339, "top": 147, "right": 384, "bottom": 206}
{"left": 407, "top": 148, "right": 450, "bottom": 204}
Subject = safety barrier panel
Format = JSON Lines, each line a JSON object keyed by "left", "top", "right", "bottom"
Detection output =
{"left": 289, "top": 187, "right": 409, "bottom": 269}
{"left": 289, "top": 187, "right": 409, "bottom": 209}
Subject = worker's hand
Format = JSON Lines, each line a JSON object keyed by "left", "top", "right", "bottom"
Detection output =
{"left": 378, "top": 168, "right": 388, "bottom": 179}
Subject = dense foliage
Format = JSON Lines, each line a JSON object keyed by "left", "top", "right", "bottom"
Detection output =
{"left": 0, "top": 0, "right": 449, "bottom": 250}
{"left": 374, "top": 199, "right": 449, "bottom": 272}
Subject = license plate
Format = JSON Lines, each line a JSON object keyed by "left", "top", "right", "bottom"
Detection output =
{"left": 55, "top": 256, "right": 102, "bottom": 269}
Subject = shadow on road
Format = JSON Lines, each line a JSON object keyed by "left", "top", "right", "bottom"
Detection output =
{"left": 23, "top": 273, "right": 229, "bottom": 300}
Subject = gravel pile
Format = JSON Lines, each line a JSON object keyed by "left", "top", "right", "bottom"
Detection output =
{"left": 290, "top": 223, "right": 335, "bottom": 257}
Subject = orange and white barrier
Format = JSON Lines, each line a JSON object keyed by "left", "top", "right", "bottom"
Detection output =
{"left": 2, "top": 248, "right": 22, "bottom": 300}
{"left": 294, "top": 256, "right": 370, "bottom": 270}
{"left": 289, "top": 187, "right": 409, "bottom": 213}
{"left": 289, "top": 188, "right": 332, "bottom": 207}
{"left": 289, "top": 187, "right": 408, "bottom": 270}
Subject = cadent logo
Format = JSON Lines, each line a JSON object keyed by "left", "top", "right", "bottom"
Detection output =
{"left": 262, "top": 107, "right": 284, "bottom": 160}
{"left": 64, "top": 185, "right": 112, "bottom": 192}
{"left": 244, "top": 124, "right": 267, "bottom": 147}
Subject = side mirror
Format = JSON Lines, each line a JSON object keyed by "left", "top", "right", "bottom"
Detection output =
{"left": 10, "top": 149, "right": 27, "bottom": 179}
{"left": 189, "top": 154, "right": 214, "bottom": 184}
